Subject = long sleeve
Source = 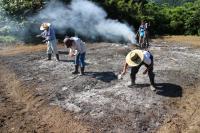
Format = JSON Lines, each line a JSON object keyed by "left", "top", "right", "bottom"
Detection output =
{"left": 45, "top": 26, "right": 56, "bottom": 41}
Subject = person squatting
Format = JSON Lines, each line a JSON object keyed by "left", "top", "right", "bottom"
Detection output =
{"left": 138, "top": 20, "right": 150, "bottom": 48}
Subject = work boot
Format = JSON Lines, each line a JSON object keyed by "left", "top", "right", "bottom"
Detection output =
{"left": 72, "top": 65, "right": 79, "bottom": 74}
{"left": 56, "top": 54, "right": 60, "bottom": 61}
{"left": 79, "top": 67, "right": 85, "bottom": 76}
{"left": 128, "top": 79, "right": 136, "bottom": 88}
{"left": 47, "top": 54, "right": 51, "bottom": 60}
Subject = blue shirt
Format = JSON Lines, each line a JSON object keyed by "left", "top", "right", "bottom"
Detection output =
{"left": 41, "top": 26, "right": 56, "bottom": 41}
{"left": 139, "top": 25, "right": 145, "bottom": 37}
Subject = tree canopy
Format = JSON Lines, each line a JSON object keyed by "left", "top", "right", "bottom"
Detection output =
{"left": 0, "top": 0, "right": 199, "bottom": 43}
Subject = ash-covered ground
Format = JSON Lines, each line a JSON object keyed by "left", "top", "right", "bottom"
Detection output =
{"left": 1, "top": 40, "right": 200, "bottom": 132}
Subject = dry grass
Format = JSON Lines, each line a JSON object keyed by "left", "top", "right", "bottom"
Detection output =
{"left": 154, "top": 35, "right": 200, "bottom": 47}
{"left": 0, "top": 44, "right": 46, "bottom": 56}
{"left": 0, "top": 44, "right": 66, "bottom": 56}
{"left": 157, "top": 85, "right": 200, "bottom": 133}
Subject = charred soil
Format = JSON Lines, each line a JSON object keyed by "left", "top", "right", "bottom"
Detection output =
{"left": 0, "top": 40, "right": 200, "bottom": 133}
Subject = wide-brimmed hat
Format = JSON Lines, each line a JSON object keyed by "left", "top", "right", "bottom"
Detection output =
{"left": 40, "top": 23, "right": 51, "bottom": 30}
{"left": 126, "top": 49, "right": 144, "bottom": 67}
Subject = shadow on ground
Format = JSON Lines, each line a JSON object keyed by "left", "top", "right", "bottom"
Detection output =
{"left": 127, "top": 83, "right": 150, "bottom": 88}
{"left": 59, "top": 59, "right": 74, "bottom": 63}
{"left": 155, "top": 83, "right": 182, "bottom": 97}
{"left": 85, "top": 71, "right": 117, "bottom": 82}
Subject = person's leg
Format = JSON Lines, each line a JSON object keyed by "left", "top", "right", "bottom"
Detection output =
{"left": 130, "top": 65, "right": 141, "bottom": 86}
{"left": 146, "top": 31, "right": 149, "bottom": 47}
{"left": 148, "top": 68, "right": 155, "bottom": 91}
{"left": 142, "top": 36, "right": 145, "bottom": 48}
{"left": 146, "top": 55, "right": 155, "bottom": 90}
{"left": 139, "top": 35, "right": 142, "bottom": 48}
{"left": 47, "top": 41, "right": 52, "bottom": 60}
{"left": 72, "top": 53, "right": 80, "bottom": 74}
{"left": 148, "top": 66, "right": 155, "bottom": 86}
{"left": 51, "top": 40, "right": 59, "bottom": 61}
{"left": 79, "top": 53, "right": 86, "bottom": 75}
{"left": 144, "top": 32, "right": 147, "bottom": 48}
{"left": 139, "top": 32, "right": 144, "bottom": 48}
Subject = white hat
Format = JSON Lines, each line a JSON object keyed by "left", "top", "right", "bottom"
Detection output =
{"left": 40, "top": 23, "right": 51, "bottom": 30}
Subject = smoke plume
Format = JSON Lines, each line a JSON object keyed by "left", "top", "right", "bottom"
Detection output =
{"left": 34, "top": 0, "right": 136, "bottom": 43}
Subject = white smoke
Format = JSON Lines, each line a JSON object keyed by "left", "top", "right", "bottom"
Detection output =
{"left": 34, "top": 0, "right": 136, "bottom": 43}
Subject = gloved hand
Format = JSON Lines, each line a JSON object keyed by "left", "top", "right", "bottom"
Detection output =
{"left": 42, "top": 40, "right": 47, "bottom": 43}
{"left": 118, "top": 74, "right": 123, "bottom": 80}
{"left": 69, "top": 53, "right": 75, "bottom": 57}
{"left": 36, "top": 34, "right": 41, "bottom": 38}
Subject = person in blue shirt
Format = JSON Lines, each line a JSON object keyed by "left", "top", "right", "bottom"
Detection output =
{"left": 138, "top": 21, "right": 146, "bottom": 48}
{"left": 37, "top": 23, "right": 59, "bottom": 61}
{"left": 144, "top": 21, "right": 150, "bottom": 47}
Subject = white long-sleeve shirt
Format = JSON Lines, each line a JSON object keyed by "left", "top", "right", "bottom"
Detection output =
{"left": 69, "top": 37, "right": 86, "bottom": 55}
{"left": 143, "top": 51, "right": 152, "bottom": 65}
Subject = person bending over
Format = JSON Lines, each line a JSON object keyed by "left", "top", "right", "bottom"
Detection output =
{"left": 64, "top": 37, "right": 86, "bottom": 75}
{"left": 121, "top": 49, "right": 156, "bottom": 91}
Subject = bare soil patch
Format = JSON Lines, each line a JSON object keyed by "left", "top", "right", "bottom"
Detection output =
{"left": 0, "top": 63, "right": 91, "bottom": 133}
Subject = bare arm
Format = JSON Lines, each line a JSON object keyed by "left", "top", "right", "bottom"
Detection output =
{"left": 121, "top": 62, "right": 128, "bottom": 75}
{"left": 69, "top": 48, "right": 74, "bottom": 57}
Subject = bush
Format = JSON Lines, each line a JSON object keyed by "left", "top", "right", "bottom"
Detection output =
{"left": 0, "top": 35, "right": 18, "bottom": 43}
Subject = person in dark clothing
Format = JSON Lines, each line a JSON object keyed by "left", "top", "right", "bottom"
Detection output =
{"left": 120, "top": 49, "right": 156, "bottom": 91}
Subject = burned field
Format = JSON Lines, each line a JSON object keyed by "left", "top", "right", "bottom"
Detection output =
{"left": 0, "top": 41, "right": 200, "bottom": 132}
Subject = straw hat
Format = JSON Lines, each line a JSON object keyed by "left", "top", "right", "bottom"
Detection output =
{"left": 40, "top": 23, "right": 51, "bottom": 30}
{"left": 126, "top": 49, "right": 144, "bottom": 67}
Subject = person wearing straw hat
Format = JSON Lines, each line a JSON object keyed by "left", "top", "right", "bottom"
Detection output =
{"left": 36, "top": 23, "right": 59, "bottom": 61}
{"left": 63, "top": 36, "right": 86, "bottom": 75}
{"left": 120, "top": 49, "right": 156, "bottom": 91}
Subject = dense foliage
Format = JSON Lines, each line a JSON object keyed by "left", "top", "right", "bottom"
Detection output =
{"left": 0, "top": 0, "right": 199, "bottom": 43}
{"left": 97, "top": 0, "right": 200, "bottom": 35}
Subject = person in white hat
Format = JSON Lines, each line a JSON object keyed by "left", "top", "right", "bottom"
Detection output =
{"left": 120, "top": 49, "right": 156, "bottom": 91}
{"left": 36, "top": 23, "right": 59, "bottom": 61}
{"left": 63, "top": 36, "right": 86, "bottom": 75}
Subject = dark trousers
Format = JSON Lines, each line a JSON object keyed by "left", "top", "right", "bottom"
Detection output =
{"left": 130, "top": 55, "right": 155, "bottom": 86}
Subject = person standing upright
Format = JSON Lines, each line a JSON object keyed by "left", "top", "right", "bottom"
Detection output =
{"left": 138, "top": 20, "right": 146, "bottom": 48}
{"left": 144, "top": 21, "right": 150, "bottom": 47}
{"left": 37, "top": 23, "right": 59, "bottom": 61}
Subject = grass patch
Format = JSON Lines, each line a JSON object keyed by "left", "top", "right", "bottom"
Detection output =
{"left": 154, "top": 35, "right": 200, "bottom": 47}
{"left": 0, "top": 43, "right": 65, "bottom": 56}
{"left": 0, "top": 44, "right": 47, "bottom": 56}
{"left": 0, "top": 35, "right": 18, "bottom": 43}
